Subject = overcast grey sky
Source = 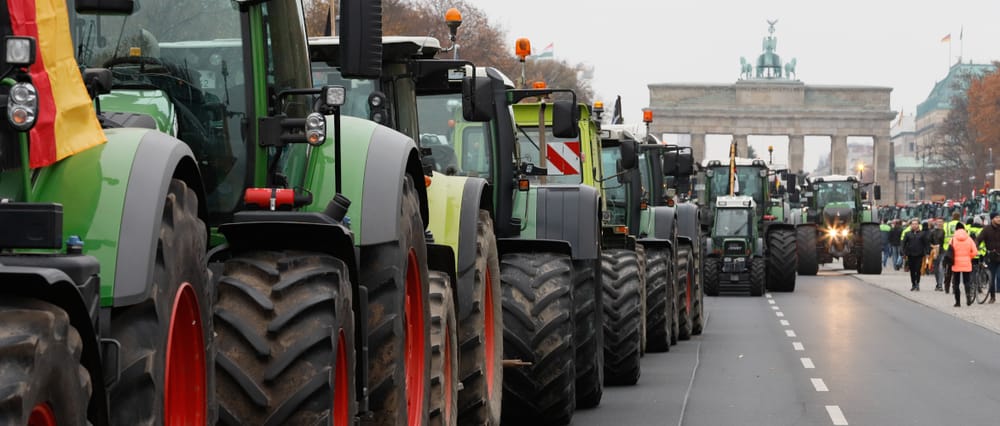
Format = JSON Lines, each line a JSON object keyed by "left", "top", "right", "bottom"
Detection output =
{"left": 473, "top": 0, "right": 999, "bottom": 170}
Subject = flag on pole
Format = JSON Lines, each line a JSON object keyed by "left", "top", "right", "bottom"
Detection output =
{"left": 940, "top": 33, "right": 951, "bottom": 43}
{"left": 533, "top": 42, "right": 554, "bottom": 59}
{"left": 611, "top": 95, "right": 624, "bottom": 125}
{"left": 7, "top": 0, "right": 106, "bottom": 168}
{"left": 960, "top": 26, "right": 963, "bottom": 40}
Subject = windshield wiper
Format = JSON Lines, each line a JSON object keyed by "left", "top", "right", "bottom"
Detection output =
{"left": 517, "top": 127, "right": 540, "bottom": 151}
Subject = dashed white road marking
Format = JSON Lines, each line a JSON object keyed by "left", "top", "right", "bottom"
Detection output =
{"left": 776, "top": 312, "right": 785, "bottom": 317}
{"left": 768, "top": 299, "right": 776, "bottom": 304}
{"left": 766, "top": 293, "right": 773, "bottom": 298}
{"left": 811, "top": 378, "right": 829, "bottom": 392}
{"left": 793, "top": 342, "right": 804, "bottom": 351}
{"left": 785, "top": 329, "right": 797, "bottom": 337}
{"left": 780, "top": 320, "right": 790, "bottom": 326}
{"left": 826, "top": 405, "right": 848, "bottom": 425}
{"left": 801, "top": 357, "right": 815, "bottom": 369}
{"left": 771, "top": 306, "right": 780, "bottom": 310}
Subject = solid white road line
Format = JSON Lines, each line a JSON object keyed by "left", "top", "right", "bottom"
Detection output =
{"left": 811, "top": 378, "right": 829, "bottom": 392}
{"left": 785, "top": 329, "right": 797, "bottom": 337}
{"left": 826, "top": 405, "right": 848, "bottom": 425}
{"left": 793, "top": 342, "right": 804, "bottom": 351}
{"left": 801, "top": 357, "right": 815, "bottom": 369}
{"left": 780, "top": 320, "right": 790, "bottom": 326}
{"left": 776, "top": 312, "right": 785, "bottom": 317}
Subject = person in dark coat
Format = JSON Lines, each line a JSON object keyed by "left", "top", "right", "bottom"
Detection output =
{"left": 888, "top": 220, "right": 904, "bottom": 270}
{"left": 975, "top": 212, "right": 1000, "bottom": 303}
{"left": 902, "top": 218, "right": 930, "bottom": 291}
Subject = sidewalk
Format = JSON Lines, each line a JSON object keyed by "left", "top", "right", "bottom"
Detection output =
{"left": 847, "top": 262, "right": 1000, "bottom": 335}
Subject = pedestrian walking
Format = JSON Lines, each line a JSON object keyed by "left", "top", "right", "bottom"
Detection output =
{"left": 975, "top": 212, "right": 1000, "bottom": 303}
{"left": 929, "top": 218, "right": 945, "bottom": 290}
{"left": 942, "top": 212, "right": 962, "bottom": 293}
{"left": 902, "top": 219, "right": 930, "bottom": 291}
{"left": 889, "top": 219, "right": 903, "bottom": 270}
{"left": 949, "top": 223, "right": 978, "bottom": 307}
{"left": 881, "top": 219, "right": 892, "bottom": 268}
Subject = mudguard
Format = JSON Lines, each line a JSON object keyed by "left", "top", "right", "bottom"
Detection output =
{"left": 533, "top": 184, "right": 600, "bottom": 260}
{"left": 651, "top": 205, "right": 677, "bottom": 242}
{"left": 0, "top": 263, "right": 108, "bottom": 424}
{"left": 426, "top": 243, "right": 458, "bottom": 300}
{"left": 298, "top": 116, "right": 427, "bottom": 247}
{"left": 675, "top": 203, "right": 700, "bottom": 242}
{"left": 425, "top": 173, "right": 490, "bottom": 315}
{"left": 31, "top": 129, "right": 204, "bottom": 307}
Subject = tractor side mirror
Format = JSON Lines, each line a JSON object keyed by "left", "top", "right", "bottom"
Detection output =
{"left": 619, "top": 139, "right": 638, "bottom": 170}
{"left": 676, "top": 153, "right": 694, "bottom": 176}
{"left": 874, "top": 185, "right": 882, "bottom": 200}
{"left": 551, "top": 100, "right": 578, "bottom": 139}
{"left": 462, "top": 76, "right": 493, "bottom": 122}
{"left": 75, "top": 0, "right": 134, "bottom": 14}
{"left": 83, "top": 68, "right": 113, "bottom": 97}
{"left": 339, "top": 0, "right": 383, "bottom": 79}
{"left": 662, "top": 153, "right": 677, "bottom": 175}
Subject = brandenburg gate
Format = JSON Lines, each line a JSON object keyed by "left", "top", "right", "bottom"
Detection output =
{"left": 647, "top": 21, "right": 896, "bottom": 202}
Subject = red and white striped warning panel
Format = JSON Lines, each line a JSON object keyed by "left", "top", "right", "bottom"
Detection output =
{"left": 546, "top": 141, "right": 581, "bottom": 175}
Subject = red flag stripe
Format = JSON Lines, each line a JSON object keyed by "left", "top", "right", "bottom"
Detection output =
{"left": 8, "top": 0, "right": 58, "bottom": 167}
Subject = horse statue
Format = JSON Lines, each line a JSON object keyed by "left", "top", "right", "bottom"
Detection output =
{"left": 740, "top": 57, "right": 753, "bottom": 79}
{"left": 784, "top": 58, "right": 797, "bottom": 80}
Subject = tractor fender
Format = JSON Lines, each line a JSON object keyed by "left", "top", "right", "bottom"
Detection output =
{"left": 0, "top": 263, "right": 108, "bottom": 424}
{"left": 426, "top": 243, "right": 459, "bottom": 302}
{"left": 425, "top": 174, "right": 491, "bottom": 317}
{"left": 650, "top": 205, "right": 677, "bottom": 242}
{"left": 756, "top": 238, "right": 765, "bottom": 255}
{"left": 113, "top": 131, "right": 203, "bottom": 306}
{"left": 496, "top": 238, "right": 572, "bottom": 258}
{"left": 703, "top": 237, "right": 714, "bottom": 256}
{"left": 674, "top": 202, "right": 701, "bottom": 242}
{"left": 533, "top": 184, "right": 600, "bottom": 260}
{"left": 217, "top": 212, "right": 359, "bottom": 285}
{"left": 637, "top": 239, "right": 671, "bottom": 251}
{"left": 301, "top": 117, "right": 427, "bottom": 247}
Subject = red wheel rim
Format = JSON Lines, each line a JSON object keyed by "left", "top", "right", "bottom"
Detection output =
{"left": 28, "top": 403, "right": 56, "bottom": 426}
{"left": 164, "top": 283, "right": 206, "bottom": 425}
{"left": 404, "top": 249, "right": 426, "bottom": 425}
{"left": 483, "top": 267, "right": 496, "bottom": 391}
{"left": 334, "top": 329, "right": 350, "bottom": 426}
{"left": 685, "top": 269, "right": 693, "bottom": 312}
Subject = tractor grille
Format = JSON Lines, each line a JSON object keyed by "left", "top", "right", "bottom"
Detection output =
{"left": 724, "top": 240, "right": 747, "bottom": 256}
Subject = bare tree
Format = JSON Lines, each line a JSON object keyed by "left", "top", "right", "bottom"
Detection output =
{"left": 927, "top": 71, "right": 990, "bottom": 196}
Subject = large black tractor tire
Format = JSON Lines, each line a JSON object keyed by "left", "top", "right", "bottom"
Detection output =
{"left": 858, "top": 224, "right": 884, "bottom": 275}
{"left": 109, "top": 179, "right": 213, "bottom": 425}
{"left": 457, "top": 210, "right": 503, "bottom": 425}
{"left": 766, "top": 228, "right": 798, "bottom": 292}
{"left": 429, "top": 271, "right": 459, "bottom": 426}
{"left": 363, "top": 176, "right": 432, "bottom": 426}
{"left": 843, "top": 252, "right": 858, "bottom": 270}
{"left": 704, "top": 257, "right": 721, "bottom": 296}
{"left": 214, "top": 252, "right": 355, "bottom": 425}
{"left": 0, "top": 298, "right": 90, "bottom": 424}
{"left": 690, "top": 248, "right": 705, "bottom": 336}
{"left": 644, "top": 248, "right": 673, "bottom": 352}
{"left": 750, "top": 257, "right": 767, "bottom": 297}
{"left": 600, "top": 249, "right": 642, "bottom": 386}
{"left": 635, "top": 244, "right": 648, "bottom": 356}
{"left": 572, "top": 259, "right": 603, "bottom": 408}
{"left": 676, "top": 244, "right": 694, "bottom": 341}
{"left": 797, "top": 225, "right": 819, "bottom": 276}
{"left": 500, "top": 253, "right": 575, "bottom": 425}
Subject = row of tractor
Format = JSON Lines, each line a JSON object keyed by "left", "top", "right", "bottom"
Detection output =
{"left": 0, "top": 0, "right": 711, "bottom": 425}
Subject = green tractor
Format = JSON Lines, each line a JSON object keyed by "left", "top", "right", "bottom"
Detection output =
{"left": 700, "top": 155, "right": 798, "bottom": 294}
{"left": 308, "top": 35, "right": 503, "bottom": 425}
{"left": 704, "top": 196, "right": 768, "bottom": 296}
{"left": 796, "top": 175, "right": 883, "bottom": 275}
{"left": 68, "top": 0, "right": 443, "bottom": 424}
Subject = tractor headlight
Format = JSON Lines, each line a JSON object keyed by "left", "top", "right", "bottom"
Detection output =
{"left": 840, "top": 229, "right": 850, "bottom": 237}
{"left": 5, "top": 36, "right": 36, "bottom": 66}
{"left": 324, "top": 86, "right": 346, "bottom": 107}
{"left": 827, "top": 228, "right": 837, "bottom": 239}
{"left": 7, "top": 82, "right": 38, "bottom": 131}
{"left": 304, "top": 112, "right": 326, "bottom": 146}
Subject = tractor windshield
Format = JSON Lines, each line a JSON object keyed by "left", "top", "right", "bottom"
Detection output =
{"left": 417, "top": 94, "right": 494, "bottom": 179}
{"left": 310, "top": 66, "right": 378, "bottom": 120}
{"left": 707, "top": 166, "right": 764, "bottom": 206}
{"left": 69, "top": 0, "right": 248, "bottom": 217}
{"left": 814, "top": 181, "right": 856, "bottom": 207}
{"left": 601, "top": 146, "right": 628, "bottom": 225}
{"left": 516, "top": 126, "right": 582, "bottom": 184}
{"left": 714, "top": 208, "right": 751, "bottom": 237}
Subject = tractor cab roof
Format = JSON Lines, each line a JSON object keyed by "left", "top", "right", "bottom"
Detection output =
{"left": 599, "top": 127, "right": 638, "bottom": 144}
{"left": 806, "top": 175, "right": 859, "bottom": 184}
{"left": 309, "top": 36, "right": 441, "bottom": 63}
{"left": 716, "top": 195, "right": 756, "bottom": 208}
{"left": 704, "top": 158, "right": 768, "bottom": 168}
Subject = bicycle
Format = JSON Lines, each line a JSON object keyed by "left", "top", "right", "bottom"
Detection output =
{"left": 970, "top": 259, "right": 991, "bottom": 304}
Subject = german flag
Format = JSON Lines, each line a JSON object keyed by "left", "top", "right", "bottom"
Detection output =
{"left": 8, "top": 0, "right": 105, "bottom": 168}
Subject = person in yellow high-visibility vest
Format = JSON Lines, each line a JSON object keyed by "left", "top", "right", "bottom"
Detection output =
{"left": 941, "top": 212, "right": 963, "bottom": 293}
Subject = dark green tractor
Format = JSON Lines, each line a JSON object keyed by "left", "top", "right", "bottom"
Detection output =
{"left": 704, "top": 196, "right": 767, "bottom": 296}
{"left": 797, "top": 175, "right": 883, "bottom": 275}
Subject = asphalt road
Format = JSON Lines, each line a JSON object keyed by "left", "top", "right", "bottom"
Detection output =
{"left": 573, "top": 267, "right": 1000, "bottom": 425}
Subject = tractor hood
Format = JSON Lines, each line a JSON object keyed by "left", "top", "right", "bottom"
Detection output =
{"left": 822, "top": 202, "right": 855, "bottom": 226}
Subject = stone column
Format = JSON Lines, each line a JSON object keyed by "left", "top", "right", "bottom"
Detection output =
{"left": 788, "top": 135, "right": 805, "bottom": 174}
{"left": 733, "top": 134, "right": 748, "bottom": 158}
{"left": 874, "top": 134, "right": 894, "bottom": 204}
{"left": 831, "top": 135, "right": 848, "bottom": 175}
{"left": 690, "top": 133, "right": 706, "bottom": 165}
